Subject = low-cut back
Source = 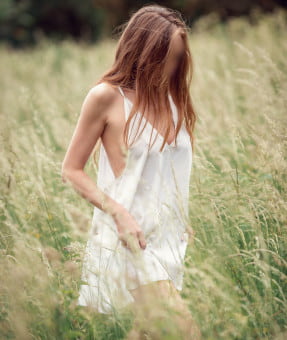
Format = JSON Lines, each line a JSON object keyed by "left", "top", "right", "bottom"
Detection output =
{"left": 77, "top": 85, "right": 193, "bottom": 314}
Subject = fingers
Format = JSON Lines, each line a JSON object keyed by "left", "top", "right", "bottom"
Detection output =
{"left": 137, "top": 230, "right": 147, "bottom": 250}
{"left": 120, "top": 231, "right": 146, "bottom": 252}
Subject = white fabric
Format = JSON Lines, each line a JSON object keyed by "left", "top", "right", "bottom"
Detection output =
{"left": 77, "top": 85, "right": 193, "bottom": 314}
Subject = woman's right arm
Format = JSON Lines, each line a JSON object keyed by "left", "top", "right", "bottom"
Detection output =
{"left": 61, "top": 85, "right": 146, "bottom": 252}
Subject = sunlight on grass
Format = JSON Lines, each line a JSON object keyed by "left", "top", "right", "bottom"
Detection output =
{"left": 0, "top": 8, "right": 286, "bottom": 340}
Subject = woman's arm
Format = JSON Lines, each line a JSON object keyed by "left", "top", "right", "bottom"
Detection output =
{"left": 61, "top": 85, "right": 147, "bottom": 252}
{"left": 61, "top": 85, "right": 122, "bottom": 218}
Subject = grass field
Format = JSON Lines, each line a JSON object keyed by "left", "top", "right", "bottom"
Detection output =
{"left": 1, "top": 7, "right": 286, "bottom": 340}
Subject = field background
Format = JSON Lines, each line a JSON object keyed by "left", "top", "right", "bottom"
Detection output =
{"left": 1, "top": 8, "right": 287, "bottom": 340}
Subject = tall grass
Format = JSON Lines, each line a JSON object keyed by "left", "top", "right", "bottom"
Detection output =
{"left": 1, "top": 8, "right": 286, "bottom": 340}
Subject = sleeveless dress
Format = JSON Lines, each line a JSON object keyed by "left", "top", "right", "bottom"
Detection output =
{"left": 76, "top": 85, "right": 193, "bottom": 314}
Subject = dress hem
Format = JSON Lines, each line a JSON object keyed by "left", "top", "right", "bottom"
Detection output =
{"left": 76, "top": 277, "right": 183, "bottom": 315}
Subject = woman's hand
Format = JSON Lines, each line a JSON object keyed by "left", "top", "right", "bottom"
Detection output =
{"left": 112, "top": 206, "right": 147, "bottom": 253}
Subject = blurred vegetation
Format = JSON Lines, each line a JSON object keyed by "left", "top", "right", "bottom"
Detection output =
{"left": 0, "top": 0, "right": 287, "bottom": 48}
{"left": 0, "top": 6, "right": 287, "bottom": 340}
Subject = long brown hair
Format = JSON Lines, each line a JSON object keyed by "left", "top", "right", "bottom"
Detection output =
{"left": 93, "top": 4, "right": 196, "bottom": 161}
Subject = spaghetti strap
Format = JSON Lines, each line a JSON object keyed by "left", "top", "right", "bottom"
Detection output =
{"left": 118, "top": 86, "right": 130, "bottom": 122}
{"left": 118, "top": 86, "right": 125, "bottom": 97}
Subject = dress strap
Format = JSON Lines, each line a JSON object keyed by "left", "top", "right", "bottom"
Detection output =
{"left": 118, "top": 86, "right": 130, "bottom": 122}
{"left": 118, "top": 86, "right": 125, "bottom": 97}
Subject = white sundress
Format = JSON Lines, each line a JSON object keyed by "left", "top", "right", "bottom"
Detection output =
{"left": 77, "top": 85, "right": 193, "bottom": 314}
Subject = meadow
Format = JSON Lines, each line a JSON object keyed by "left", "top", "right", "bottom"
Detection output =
{"left": 0, "top": 7, "right": 286, "bottom": 340}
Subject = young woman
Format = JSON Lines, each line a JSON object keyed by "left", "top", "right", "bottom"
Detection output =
{"left": 62, "top": 4, "right": 201, "bottom": 339}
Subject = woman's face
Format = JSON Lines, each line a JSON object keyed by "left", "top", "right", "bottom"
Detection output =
{"left": 164, "top": 29, "right": 185, "bottom": 79}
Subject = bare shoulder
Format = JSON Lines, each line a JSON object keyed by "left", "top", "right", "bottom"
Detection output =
{"left": 78, "top": 82, "right": 120, "bottom": 125}
{"left": 87, "top": 82, "right": 119, "bottom": 108}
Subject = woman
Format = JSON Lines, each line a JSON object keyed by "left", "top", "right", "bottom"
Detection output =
{"left": 62, "top": 4, "right": 201, "bottom": 339}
